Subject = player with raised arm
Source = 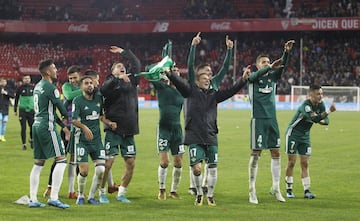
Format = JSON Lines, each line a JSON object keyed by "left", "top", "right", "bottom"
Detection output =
{"left": 165, "top": 62, "right": 250, "bottom": 207}
{"left": 247, "top": 40, "right": 295, "bottom": 204}
{"left": 100, "top": 45, "right": 141, "bottom": 203}
{"left": 187, "top": 32, "right": 234, "bottom": 195}
{"left": 285, "top": 84, "right": 336, "bottom": 199}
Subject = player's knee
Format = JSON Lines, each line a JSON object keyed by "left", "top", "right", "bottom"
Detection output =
{"left": 173, "top": 155, "right": 182, "bottom": 167}
{"left": 300, "top": 160, "right": 308, "bottom": 169}
{"left": 34, "top": 161, "right": 45, "bottom": 167}
{"left": 160, "top": 161, "right": 169, "bottom": 168}
{"left": 173, "top": 162, "right": 181, "bottom": 168}
{"left": 270, "top": 149, "right": 280, "bottom": 158}
{"left": 192, "top": 164, "right": 202, "bottom": 176}
{"left": 287, "top": 160, "right": 296, "bottom": 168}
{"left": 105, "top": 156, "right": 115, "bottom": 167}
{"left": 193, "top": 169, "right": 201, "bottom": 176}
{"left": 79, "top": 172, "right": 88, "bottom": 177}
{"left": 125, "top": 157, "right": 135, "bottom": 170}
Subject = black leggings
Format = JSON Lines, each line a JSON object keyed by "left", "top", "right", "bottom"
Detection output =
{"left": 19, "top": 109, "right": 34, "bottom": 144}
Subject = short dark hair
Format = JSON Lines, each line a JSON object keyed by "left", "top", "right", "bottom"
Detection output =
{"left": 256, "top": 54, "right": 269, "bottom": 63}
{"left": 79, "top": 75, "right": 93, "bottom": 84}
{"left": 67, "top": 65, "right": 81, "bottom": 75}
{"left": 310, "top": 84, "right": 322, "bottom": 91}
{"left": 195, "top": 63, "right": 210, "bottom": 74}
{"left": 84, "top": 69, "right": 99, "bottom": 77}
{"left": 38, "top": 59, "right": 54, "bottom": 75}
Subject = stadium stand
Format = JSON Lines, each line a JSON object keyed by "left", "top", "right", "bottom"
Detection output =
{"left": 0, "top": 0, "right": 359, "bottom": 95}
{"left": 1, "top": 0, "right": 358, "bottom": 21}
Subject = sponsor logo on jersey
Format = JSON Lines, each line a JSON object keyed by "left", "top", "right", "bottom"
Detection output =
{"left": 85, "top": 111, "right": 99, "bottom": 120}
{"left": 258, "top": 85, "right": 273, "bottom": 93}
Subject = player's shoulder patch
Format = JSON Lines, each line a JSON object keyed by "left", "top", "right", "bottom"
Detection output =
{"left": 305, "top": 105, "right": 312, "bottom": 112}
{"left": 54, "top": 89, "right": 60, "bottom": 98}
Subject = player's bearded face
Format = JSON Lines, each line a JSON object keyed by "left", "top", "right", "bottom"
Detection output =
{"left": 48, "top": 64, "right": 58, "bottom": 81}
{"left": 85, "top": 86, "right": 94, "bottom": 96}
{"left": 82, "top": 78, "right": 94, "bottom": 95}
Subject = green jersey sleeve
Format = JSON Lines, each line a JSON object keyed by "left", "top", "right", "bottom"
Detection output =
{"left": 211, "top": 48, "right": 233, "bottom": 91}
{"left": 48, "top": 84, "right": 68, "bottom": 118}
{"left": 62, "top": 83, "right": 81, "bottom": 101}
{"left": 248, "top": 66, "right": 271, "bottom": 82}
{"left": 187, "top": 45, "right": 196, "bottom": 84}
{"left": 272, "top": 51, "right": 289, "bottom": 80}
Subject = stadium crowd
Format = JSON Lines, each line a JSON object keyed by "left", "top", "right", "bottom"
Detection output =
{"left": 0, "top": 31, "right": 359, "bottom": 95}
{"left": 0, "top": 0, "right": 359, "bottom": 21}
{"left": 0, "top": 0, "right": 359, "bottom": 95}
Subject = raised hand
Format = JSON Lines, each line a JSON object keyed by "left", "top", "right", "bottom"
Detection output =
{"left": 284, "top": 40, "right": 295, "bottom": 52}
{"left": 110, "top": 46, "right": 124, "bottom": 54}
{"left": 226, "top": 35, "right": 234, "bottom": 49}
{"left": 329, "top": 103, "right": 336, "bottom": 112}
{"left": 191, "top": 32, "right": 201, "bottom": 46}
{"left": 242, "top": 65, "right": 251, "bottom": 80}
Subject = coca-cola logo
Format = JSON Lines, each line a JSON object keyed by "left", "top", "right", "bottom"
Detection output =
{"left": 68, "top": 24, "right": 89, "bottom": 32}
{"left": 210, "top": 22, "right": 231, "bottom": 31}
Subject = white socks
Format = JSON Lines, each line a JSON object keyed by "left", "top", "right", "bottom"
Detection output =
{"left": 285, "top": 176, "right": 294, "bottom": 189}
{"left": 88, "top": 165, "right": 105, "bottom": 199}
{"left": 29, "top": 164, "right": 43, "bottom": 202}
{"left": 171, "top": 167, "right": 182, "bottom": 193}
{"left": 206, "top": 167, "right": 217, "bottom": 198}
{"left": 68, "top": 163, "right": 77, "bottom": 193}
{"left": 77, "top": 173, "right": 87, "bottom": 197}
{"left": 248, "top": 155, "right": 259, "bottom": 191}
{"left": 158, "top": 165, "right": 168, "bottom": 190}
{"left": 118, "top": 186, "right": 127, "bottom": 196}
{"left": 193, "top": 173, "right": 203, "bottom": 196}
{"left": 189, "top": 166, "right": 195, "bottom": 189}
{"left": 50, "top": 161, "right": 67, "bottom": 200}
{"left": 302, "top": 177, "right": 311, "bottom": 191}
{"left": 271, "top": 157, "right": 281, "bottom": 191}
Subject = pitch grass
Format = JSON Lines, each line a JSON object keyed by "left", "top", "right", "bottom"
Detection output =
{"left": 0, "top": 109, "right": 359, "bottom": 221}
